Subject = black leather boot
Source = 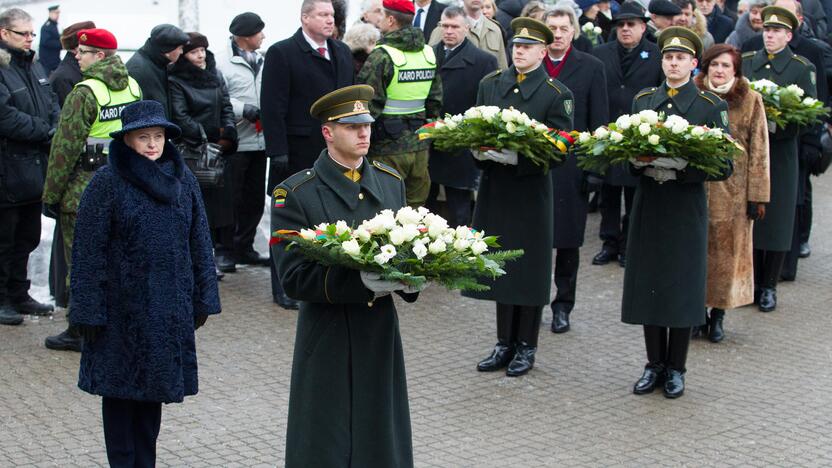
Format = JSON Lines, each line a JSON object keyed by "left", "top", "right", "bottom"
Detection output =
{"left": 708, "top": 309, "right": 725, "bottom": 343}
{"left": 45, "top": 326, "right": 83, "bottom": 352}
{"left": 12, "top": 295, "right": 54, "bottom": 316}
{"left": 758, "top": 288, "right": 777, "bottom": 312}
{"left": 758, "top": 251, "right": 784, "bottom": 312}
{"left": 550, "top": 304, "right": 570, "bottom": 333}
{"left": 663, "top": 369, "right": 685, "bottom": 398}
{"left": 592, "top": 248, "right": 618, "bottom": 265}
{"left": 506, "top": 342, "right": 537, "bottom": 377}
{"left": 506, "top": 306, "right": 542, "bottom": 376}
{"left": 477, "top": 304, "right": 516, "bottom": 372}
{"left": 633, "top": 364, "right": 665, "bottom": 394}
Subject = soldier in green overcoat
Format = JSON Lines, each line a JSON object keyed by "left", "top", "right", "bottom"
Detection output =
{"left": 740, "top": 6, "right": 816, "bottom": 312}
{"left": 622, "top": 27, "right": 732, "bottom": 399}
{"left": 271, "top": 85, "right": 422, "bottom": 468}
{"left": 464, "top": 18, "right": 574, "bottom": 377}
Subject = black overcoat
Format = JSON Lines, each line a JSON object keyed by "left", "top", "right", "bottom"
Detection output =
{"left": 126, "top": 41, "right": 174, "bottom": 118}
{"left": 742, "top": 48, "right": 817, "bottom": 251}
{"left": 421, "top": 1, "right": 447, "bottom": 41}
{"left": 429, "top": 39, "right": 498, "bottom": 190}
{"left": 49, "top": 53, "right": 82, "bottom": 107}
{"left": 547, "top": 49, "right": 609, "bottom": 248}
{"left": 261, "top": 29, "right": 354, "bottom": 186}
{"left": 463, "top": 65, "right": 574, "bottom": 306}
{"left": 272, "top": 152, "right": 416, "bottom": 468}
{"left": 592, "top": 38, "right": 664, "bottom": 187}
{"left": 621, "top": 81, "right": 731, "bottom": 328}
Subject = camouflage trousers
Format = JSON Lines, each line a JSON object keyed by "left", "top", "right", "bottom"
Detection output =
{"left": 369, "top": 149, "right": 430, "bottom": 208}
{"left": 59, "top": 213, "right": 76, "bottom": 288}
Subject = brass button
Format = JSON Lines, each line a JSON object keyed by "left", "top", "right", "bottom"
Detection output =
{"left": 667, "top": 103, "right": 673, "bottom": 108}
{"left": 358, "top": 193, "right": 364, "bottom": 200}
{"left": 514, "top": 88, "right": 519, "bottom": 93}
{"left": 367, "top": 301, "right": 374, "bottom": 307}
{"left": 765, "top": 64, "right": 771, "bottom": 69}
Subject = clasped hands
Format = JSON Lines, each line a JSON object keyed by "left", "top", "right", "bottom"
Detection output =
{"left": 360, "top": 271, "right": 428, "bottom": 297}
{"left": 472, "top": 147, "right": 518, "bottom": 165}
{"left": 631, "top": 155, "right": 688, "bottom": 182}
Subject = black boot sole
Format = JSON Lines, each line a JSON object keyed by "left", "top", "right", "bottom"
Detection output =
{"left": 44, "top": 340, "right": 82, "bottom": 352}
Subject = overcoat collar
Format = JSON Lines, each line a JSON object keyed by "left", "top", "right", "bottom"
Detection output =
{"left": 751, "top": 46, "right": 793, "bottom": 74}
{"left": 314, "top": 151, "right": 385, "bottom": 210}
{"left": 497, "top": 64, "right": 547, "bottom": 100}
{"left": 649, "top": 79, "right": 699, "bottom": 114}
{"left": 109, "top": 139, "right": 187, "bottom": 204}
{"left": 437, "top": 38, "right": 471, "bottom": 69}
{"left": 293, "top": 28, "right": 336, "bottom": 63}
{"left": 556, "top": 47, "right": 583, "bottom": 82}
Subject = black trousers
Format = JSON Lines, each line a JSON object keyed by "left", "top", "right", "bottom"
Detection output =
{"left": 782, "top": 177, "right": 812, "bottom": 280}
{"left": 551, "top": 247, "right": 579, "bottom": 312}
{"left": 211, "top": 226, "right": 235, "bottom": 257}
{"left": 0, "top": 202, "right": 41, "bottom": 302}
{"left": 48, "top": 220, "right": 69, "bottom": 308}
{"left": 753, "top": 249, "right": 786, "bottom": 289}
{"left": 230, "top": 150, "right": 267, "bottom": 256}
{"left": 643, "top": 325, "right": 691, "bottom": 372}
{"left": 598, "top": 184, "right": 635, "bottom": 253}
{"left": 102, "top": 397, "right": 162, "bottom": 468}
{"left": 426, "top": 183, "right": 474, "bottom": 228}
{"left": 496, "top": 303, "right": 543, "bottom": 347}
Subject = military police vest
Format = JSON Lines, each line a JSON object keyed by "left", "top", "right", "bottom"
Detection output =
{"left": 75, "top": 76, "right": 142, "bottom": 147}
{"left": 375, "top": 44, "right": 436, "bottom": 115}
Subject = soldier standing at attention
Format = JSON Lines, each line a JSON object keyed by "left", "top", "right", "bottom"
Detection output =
{"left": 741, "top": 7, "right": 816, "bottom": 312}
{"left": 468, "top": 18, "right": 574, "bottom": 378}
{"left": 357, "top": 0, "right": 442, "bottom": 208}
{"left": 624, "top": 27, "right": 732, "bottom": 399}
{"left": 42, "top": 28, "right": 141, "bottom": 351}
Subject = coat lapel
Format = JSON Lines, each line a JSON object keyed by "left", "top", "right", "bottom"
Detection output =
{"left": 314, "top": 152, "right": 363, "bottom": 216}
{"left": 751, "top": 49, "right": 769, "bottom": 73}
{"left": 771, "top": 47, "right": 793, "bottom": 74}
{"left": 293, "top": 28, "right": 330, "bottom": 64}
{"left": 557, "top": 48, "right": 581, "bottom": 83}
{"left": 517, "top": 66, "right": 547, "bottom": 100}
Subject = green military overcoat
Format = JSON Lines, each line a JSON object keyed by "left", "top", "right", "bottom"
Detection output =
{"left": 462, "top": 65, "right": 574, "bottom": 306}
{"left": 271, "top": 151, "right": 415, "bottom": 468}
{"left": 742, "top": 48, "right": 817, "bottom": 251}
{"left": 621, "top": 81, "right": 732, "bottom": 328}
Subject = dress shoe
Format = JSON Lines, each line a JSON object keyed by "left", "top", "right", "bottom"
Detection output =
{"left": 505, "top": 343, "right": 536, "bottom": 377}
{"left": 12, "top": 295, "right": 54, "bottom": 316}
{"left": 633, "top": 364, "right": 665, "bottom": 394}
{"left": 237, "top": 250, "right": 270, "bottom": 266}
{"left": 0, "top": 305, "right": 24, "bottom": 326}
{"left": 45, "top": 328, "right": 82, "bottom": 352}
{"left": 758, "top": 288, "right": 777, "bottom": 312}
{"left": 592, "top": 249, "right": 618, "bottom": 265}
{"left": 274, "top": 292, "right": 299, "bottom": 310}
{"left": 216, "top": 268, "right": 225, "bottom": 281}
{"left": 663, "top": 369, "right": 685, "bottom": 398}
{"left": 216, "top": 254, "right": 237, "bottom": 273}
{"left": 708, "top": 309, "right": 724, "bottom": 343}
{"left": 477, "top": 343, "right": 514, "bottom": 372}
{"left": 550, "top": 307, "right": 570, "bottom": 333}
{"left": 798, "top": 242, "right": 811, "bottom": 258}
{"left": 618, "top": 253, "right": 626, "bottom": 268}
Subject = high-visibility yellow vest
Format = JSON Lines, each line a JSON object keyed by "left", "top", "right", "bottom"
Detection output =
{"left": 375, "top": 44, "right": 436, "bottom": 115}
{"left": 75, "top": 76, "right": 142, "bottom": 148}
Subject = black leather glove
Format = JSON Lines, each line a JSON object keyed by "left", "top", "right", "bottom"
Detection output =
{"left": 194, "top": 314, "right": 208, "bottom": 330}
{"left": 270, "top": 154, "right": 289, "bottom": 172}
{"left": 582, "top": 173, "right": 604, "bottom": 194}
{"left": 42, "top": 203, "right": 60, "bottom": 219}
{"left": 221, "top": 125, "right": 238, "bottom": 143}
{"left": 747, "top": 202, "right": 765, "bottom": 221}
{"left": 243, "top": 104, "right": 261, "bottom": 123}
{"left": 204, "top": 125, "right": 220, "bottom": 143}
{"left": 76, "top": 324, "right": 104, "bottom": 343}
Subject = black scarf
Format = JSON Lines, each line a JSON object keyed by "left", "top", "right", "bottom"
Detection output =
{"left": 108, "top": 139, "right": 187, "bottom": 204}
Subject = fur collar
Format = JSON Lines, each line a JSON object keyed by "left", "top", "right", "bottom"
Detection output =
{"left": 169, "top": 52, "right": 220, "bottom": 89}
{"left": 694, "top": 73, "right": 749, "bottom": 108}
{"left": 0, "top": 41, "right": 34, "bottom": 68}
{"left": 108, "top": 139, "right": 187, "bottom": 204}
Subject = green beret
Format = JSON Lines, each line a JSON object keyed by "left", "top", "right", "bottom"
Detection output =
{"left": 510, "top": 17, "right": 554, "bottom": 45}
{"left": 657, "top": 26, "right": 703, "bottom": 58}
{"left": 310, "top": 85, "right": 376, "bottom": 124}
{"left": 761, "top": 6, "right": 799, "bottom": 31}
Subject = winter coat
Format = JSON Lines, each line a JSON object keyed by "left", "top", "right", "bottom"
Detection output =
{"left": 38, "top": 19, "right": 61, "bottom": 74}
{"left": 49, "top": 53, "right": 83, "bottom": 106}
{"left": 726, "top": 12, "right": 759, "bottom": 50}
{"left": 43, "top": 55, "right": 140, "bottom": 214}
{"left": 621, "top": 81, "right": 732, "bottom": 328}
{"left": 271, "top": 152, "right": 415, "bottom": 468}
{"left": 429, "top": 13, "right": 508, "bottom": 70}
{"left": 692, "top": 10, "right": 715, "bottom": 51}
{"left": 126, "top": 40, "right": 174, "bottom": 118}
{"left": 215, "top": 38, "right": 265, "bottom": 153}
{"left": 429, "top": 39, "right": 498, "bottom": 190}
{"left": 169, "top": 53, "right": 237, "bottom": 230}
{"left": 695, "top": 76, "right": 770, "bottom": 309}
{"left": 0, "top": 42, "right": 61, "bottom": 207}
{"left": 70, "top": 139, "right": 220, "bottom": 403}
{"left": 704, "top": 6, "right": 734, "bottom": 44}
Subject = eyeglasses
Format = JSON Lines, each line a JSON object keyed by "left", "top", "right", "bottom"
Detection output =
{"left": 77, "top": 49, "right": 99, "bottom": 55}
{"left": 4, "top": 29, "right": 36, "bottom": 38}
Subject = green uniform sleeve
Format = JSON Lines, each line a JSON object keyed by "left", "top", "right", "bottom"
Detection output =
{"left": 42, "top": 87, "right": 97, "bottom": 206}
{"left": 357, "top": 49, "right": 393, "bottom": 119}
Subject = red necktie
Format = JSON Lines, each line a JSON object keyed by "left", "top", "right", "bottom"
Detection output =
{"left": 317, "top": 47, "right": 327, "bottom": 57}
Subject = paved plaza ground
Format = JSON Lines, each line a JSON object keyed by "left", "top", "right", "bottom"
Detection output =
{"left": 3, "top": 175, "right": 832, "bottom": 467}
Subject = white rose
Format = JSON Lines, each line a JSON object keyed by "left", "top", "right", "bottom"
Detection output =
{"left": 451, "top": 114, "right": 464, "bottom": 123}
{"left": 578, "top": 131, "right": 591, "bottom": 143}
{"left": 639, "top": 110, "right": 660, "bottom": 125}
{"left": 594, "top": 26, "right": 602, "bottom": 35}
{"left": 453, "top": 238, "right": 471, "bottom": 251}
{"left": 464, "top": 107, "right": 482, "bottom": 119}
{"left": 470, "top": 240, "right": 488, "bottom": 255}
{"left": 638, "top": 123, "right": 652, "bottom": 136}
{"left": 534, "top": 123, "right": 549, "bottom": 133}
{"left": 519, "top": 113, "right": 532, "bottom": 126}
{"left": 395, "top": 206, "right": 423, "bottom": 225}
{"left": 594, "top": 127, "right": 610, "bottom": 139}
{"left": 582, "top": 22, "right": 593, "bottom": 33}
{"left": 315, "top": 222, "right": 329, "bottom": 231}
{"left": 803, "top": 97, "right": 818, "bottom": 106}
{"left": 480, "top": 106, "right": 500, "bottom": 120}
{"left": 691, "top": 126, "right": 706, "bottom": 137}
{"left": 380, "top": 244, "right": 396, "bottom": 258}
{"left": 440, "top": 228, "right": 455, "bottom": 244}
{"left": 672, "top": 122, "right": 688, "bottom": 134}
{"left": 506, "top": 121, "right": 517, "bottom": 134}
{"left": 610, "top": 131, "right": 624, "bottom": 143}
{"left": 615, "top": 115, "right": 632, "bottom": 130}
{"left": 648, "top": 134, "right": 660, "bottom": 145}
{"left": 402, "top": 224, "right": 421, "bottom": 242}
{"left": 424, "top": 213, "right": 449, "bottom": 238}
{"left": 455, "top": 225, "right": 473, "bottom": 240}
{"left": 300, "top": 229, "right": 317, "bottom": 240}
{"left": 445, "top": 120, "right": 458, "bottom": 130}
{"left": 434, "top": 121, "right": 445, "bottom": 130}
{"left": 786, "top": 84, "right": 805, "bottom": 97}
{"left": 428, "top": 239, "right": 447, "bottom": 254}
{"left": 335, "top": 220, "right": 350, "bottom": 235}
{"left": 388, "top": 227, "right": 407, "bottom": 245}
{"left": 354, "top": 228, "right": 371, "bottom": 242}
{"left": 707, "top": 128, "right": 723, "bottom": 138}
{"left": 374, "top": 253, "right": 391, "bottom": 265}
{"left": 501, "top": 109, "right": 515, "bottom": 123}
{"left": 629, "top": 114, "right": 642, "bottom": 127}
{"left": 412, "top": 242, "right": 428, "bottom": 259}
{"left": 342, "top": 239, "right": 361, "bottom": 256}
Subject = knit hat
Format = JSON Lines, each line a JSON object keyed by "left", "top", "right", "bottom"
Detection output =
{"left": 149, "top": 24, "right": 189, "bottom": 53}
{"left": 60, "top": 20, "right": 95, "bottom": 50}
{"left": 183, "top": 32, "right": 209, "bottom": 54}
{"left": 110, "top": 101, "right": 182, "bottom": 140}
{"left": 229, "top": 12, "right": 265, "bottom": 37}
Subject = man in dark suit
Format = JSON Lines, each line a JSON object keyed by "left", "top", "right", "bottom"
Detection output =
{"left": 426, "top": 6, "right": 498, "bottom": 227}
{"left": 261, "top": 0, "right": 354, "bottom": 309}
{"left": 542, "top": 7, "right": 609, "bottom": 334}
{"left": 591, "top": 3, "right": 664, "bottom": 268}
{"left": 414, "top": 0, "right": 447, "bottom": 41}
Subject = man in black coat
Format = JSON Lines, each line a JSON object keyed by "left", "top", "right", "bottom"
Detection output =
{"left": 426, "top": 6, "right": 498, "bottom": 227}
{"left": 261, "top": 0, "right": 354, "bottom": 309}
{"left": 0, "top": 8, "right": 61, "bottom": 326}
{"left": 38, "top": 5, "right": 61, "bottom": 75}
{"left": 591, "top": 3, "right": 663, "bottom": 268}
{"left": 697, "top": 0, "right": 734, "bottom": 43}
{"left": 542, "top": 7, "right": 609, "bottom": 333}
{"left": 414, "top": 0, "right": 447, "bottom": 41}
{"left": 125, "top": 24, "right": 189, "bottom": 119}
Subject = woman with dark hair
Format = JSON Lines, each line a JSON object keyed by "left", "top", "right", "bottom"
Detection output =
{"left": 169, "top": 32, "right": 238, "bottom": 277}
{"left": 694, "top": 44, "right": 770, "bottom": 342}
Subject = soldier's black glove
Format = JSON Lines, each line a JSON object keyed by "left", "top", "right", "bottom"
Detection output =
{"left": 747, "top": 202, "right": 766, "bottom": 221}
{"left": 243, "top": 104, "right": 261, "bottom": 123}
{"left": 582, "top": 174, "right": 604, "bottom": 194}
{"left": 76, "top": 324, "right": 103, "bottom": 343}
{"left": 194, "top": 314, "right": 208, "bottom": 330}
{"left": 270, "top": 154, "right": 289, "bottom": 172}
{"left": 42, "top": 203, "right": 60, "bottom": 219}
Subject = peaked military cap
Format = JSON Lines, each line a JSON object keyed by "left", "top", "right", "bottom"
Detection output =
{"left": 761, "top": 6, "right": 799, "bottom": 30}
{"left": 510, "top": 17, "right": 554, "bottom": 45}
{"left": 658, "top": 26, "right": 702, "bottom": 58}
{"left": 310, "top": 85, "right": 376, "bottom": 124}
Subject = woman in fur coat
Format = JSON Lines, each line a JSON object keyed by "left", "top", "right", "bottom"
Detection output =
{"left": 694, "top": 44, "right": 770, "bottom": 342}
{"left": 69, "top": 100, "right": 220, "bottom": 466}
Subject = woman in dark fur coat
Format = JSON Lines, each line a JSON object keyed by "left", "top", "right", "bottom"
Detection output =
{"left": 69, "top": 100, "right": 220, "bottom": 467}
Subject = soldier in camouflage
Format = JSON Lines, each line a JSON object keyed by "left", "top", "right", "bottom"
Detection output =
{"left": 42, "top": 28, "right": 141, "bottom": 351}
{"left": 357, "top": 0, "right": 442, "bottom": 207}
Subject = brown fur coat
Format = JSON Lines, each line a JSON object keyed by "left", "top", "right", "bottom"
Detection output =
{"left": 695, "top": 75, "right": 770, "bottom": 309}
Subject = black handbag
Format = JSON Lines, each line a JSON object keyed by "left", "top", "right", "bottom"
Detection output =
{"left": 176, "top": 126, "right": 225, "bottom": 187}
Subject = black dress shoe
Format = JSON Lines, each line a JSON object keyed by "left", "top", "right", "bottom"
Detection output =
{"left": 216, "top": 254, "right": 237, "bottom": 273}
{"left": 237, "top": 250, "right": 270, "bottom": 266}
{"left": 550, "top": 307, "right": 570, "bottom": 333}
{"left": 592, "top": 249, "right": 618, "bottom": 265}
{"left": 274, "top": 293, "right": 299, "bottom": 310}
{"left": 477, "top": 343, "right": 514, "bottom": 372}
{"left": 663, "top": 369, "right": 685, "bottom": 398}
{"left": 0, "top": 305, "right": 24, "bottom": 326}
{"left": 758, "top": 288, "right": 777, "bottom": 312}
{"left": 633, "top": 364, "right": 665, "bottom": 394}
{"left": 12, "top": 295, "right": 54, "bottom": 316}
{"left": 45, "top": 328, "right": 82, "bottom": 352}
{"left": 708, "top": 309, "right": 724, "bottom": 343}
{"left": 618, "top": 253, "right": 626, "bottom": 268}
{"left": 798, "top": 242, "right": 811, "bottom": 258}
{"left": 506, "top": 343, "right": 536, "bottom": 377}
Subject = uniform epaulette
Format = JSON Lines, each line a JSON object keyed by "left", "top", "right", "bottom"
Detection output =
{"left": 742, "top": 51, "right": 756, "bottom": 59}
{"left": 372, "top": 160, "right": 402, "bottom": 180}
{"left": 546, "top": 78, "right": 562, "bottom": 93}
{"left": 483, "top": 69, "right": 502, "bottom": 80}
{"left": 697, "top": 90, "right": 722, "bottom": 105}
{"left": 284, "top": 169, "right": 317, "bottom": 191}
{"left": 791, "top": 55, "right": 810, "bottom": 66}
{"left": 635, "top": 88, "right": 657, "bottom": 100}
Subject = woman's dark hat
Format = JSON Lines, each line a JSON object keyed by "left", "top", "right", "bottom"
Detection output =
{"left": 110, "top": 101, "right": 182, "bottom": 139}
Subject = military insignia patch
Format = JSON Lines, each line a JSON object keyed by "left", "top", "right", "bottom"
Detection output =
{"left": 520, "top": 27, "right": 529, "bottom": 36}
{"left": 273, "top": 187, "right": 287, "bottom": 208}
{"left": 79, "top": 33, "right": 87, "bottom": 42}
{"left": 564, "top": 99, "right": 573, "bottom": 116}
{"left": 670, "top": 37, "right": 682, "bottom": 46}
{"left": 353, "top": 101, "right": 365, "bottom": 112}
{"left": 720, "top": 110, "right": 729, "bottom": 127}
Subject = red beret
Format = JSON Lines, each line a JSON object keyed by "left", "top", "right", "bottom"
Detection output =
{"left": 77, "top": 28, "right": 117, "bottom": 50}
{"left": 383, "top": 0, "right": 415, "bottom": 15}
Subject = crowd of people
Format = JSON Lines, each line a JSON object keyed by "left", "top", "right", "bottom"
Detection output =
{"left": 0, "top": 0, "right": 830, "bottom": 465}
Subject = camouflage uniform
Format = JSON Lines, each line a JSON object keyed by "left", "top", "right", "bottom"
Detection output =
{"left": 357, "top": 26, "right": 442, "bottom": 207}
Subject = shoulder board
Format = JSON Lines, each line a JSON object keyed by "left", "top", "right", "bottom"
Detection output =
{"left": 546, "top": 78, "right": 562, "bottom": 93}
{"left": 372, "top": 160, "right": 402, "bottom": 180}
{"left": 635, "top": 87, "right": 657, "bottom": 100}
{"left": 283, "top": 169, "right": 317, "bottom": 192}
{"left": 697, "top": 90, "right": 722, "bottom": 105}
{"left": 742, "top": 51, "right": 756, "bottom": 59}
{"left": 482, "top": 69, "right": 502, "bottom": 80}
{"left": 791, "top": 55, "right": 810, "bottom": 66}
